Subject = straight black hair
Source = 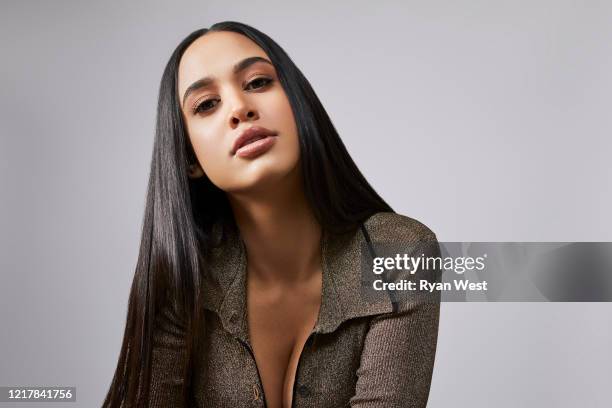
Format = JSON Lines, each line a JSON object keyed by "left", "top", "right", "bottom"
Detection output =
{"left": 103, "top": 21, "right": 393, "bottom": 407}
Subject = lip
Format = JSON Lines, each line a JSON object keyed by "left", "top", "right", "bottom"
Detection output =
{"left": 231, "top": 125, "right": 278, "bottom": 156}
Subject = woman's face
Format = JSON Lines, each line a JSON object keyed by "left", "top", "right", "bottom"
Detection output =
{"left": 177, "top": 31, "right": 300, "bottom": 194}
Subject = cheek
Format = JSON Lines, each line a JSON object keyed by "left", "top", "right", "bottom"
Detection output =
{"left": 187, "top": 125, "right": 227, "bottom": 177}
{"left": 267, "top": 92, "right": 298, "bottom": 136}
{"left": 261, "top": 92, "right": 300, "bottom": 156}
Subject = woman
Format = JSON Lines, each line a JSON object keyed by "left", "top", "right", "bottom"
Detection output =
{"left": 104, "top": 21, "right": 441, "bottom": 408}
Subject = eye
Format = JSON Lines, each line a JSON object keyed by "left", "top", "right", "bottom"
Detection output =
{"left": 245, "top": 76, "right": 273, "bottom": 91}
{"left": 193, "top": 98, "right": 219, "bottom": 115}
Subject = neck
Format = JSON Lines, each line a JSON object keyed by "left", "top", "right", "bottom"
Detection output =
{"left": 226, "top": 171, "right": 322, "bottom": 286}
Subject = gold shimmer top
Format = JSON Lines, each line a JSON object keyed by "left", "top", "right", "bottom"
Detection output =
{"left": 150, "top": 212, "right": 441, "bottom": 407}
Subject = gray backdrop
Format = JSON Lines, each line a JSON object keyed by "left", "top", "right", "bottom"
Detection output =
{"left": 1, "top": 1, "right": 611, "bottom": 407}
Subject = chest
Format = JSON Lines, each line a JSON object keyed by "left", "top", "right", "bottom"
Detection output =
{"left": 247, "top": 274, "right": 322, "bottom": 408}
{"left": 194, "top": 310, "right": 370, "bottom": 408}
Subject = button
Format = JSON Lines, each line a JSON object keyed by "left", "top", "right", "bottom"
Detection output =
{"left": 252, "top": 384, "right": 261, "bottom": 401}
{"left": 297, "top": 384, "right": 311, "bottom": 397}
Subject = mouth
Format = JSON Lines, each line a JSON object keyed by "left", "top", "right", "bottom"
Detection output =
{"left": 232, "top": 126, "right": 279, "bottom": 158}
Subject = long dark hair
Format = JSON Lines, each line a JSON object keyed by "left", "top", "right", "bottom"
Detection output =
{"left": 103, "top": 21, "right": 393, "bottom": 407}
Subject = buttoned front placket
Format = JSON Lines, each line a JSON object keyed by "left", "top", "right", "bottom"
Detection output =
{"left": 235, "top": 335, "right": 268, "bottom": 407}
{"left": 290, "top": 332, "right": 317, "bottom": 408}
{"left": 216, "top": 298, "right": 268, "bottom": 407}
{"left": 218, "top": 268, "right": 268, "bottom": 407}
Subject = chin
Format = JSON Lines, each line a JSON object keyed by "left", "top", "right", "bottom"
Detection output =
{"left": 228, "top": 160, "right": 300, "bottom": 194}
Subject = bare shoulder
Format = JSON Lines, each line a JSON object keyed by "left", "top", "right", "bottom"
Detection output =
{"left": 362, "top": 211, "right": 438, "bottom": 243}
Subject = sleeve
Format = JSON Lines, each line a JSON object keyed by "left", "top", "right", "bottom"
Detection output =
{"left": 349, "top": 301, "right": 440, "bottom": 408}
{"left": 350, "top": 229, "right": 442, "bottom": 407}
{"left": 148, "top": 302, "right": 188, "bottom": 407}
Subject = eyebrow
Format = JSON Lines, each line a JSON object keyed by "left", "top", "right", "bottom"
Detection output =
{"left": 182, "top": 56, "right": 273, "bottom": 108}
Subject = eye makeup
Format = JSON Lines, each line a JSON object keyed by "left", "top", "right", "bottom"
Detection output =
{"left": 190, "top": 75, "right": 274, "bottom": 115}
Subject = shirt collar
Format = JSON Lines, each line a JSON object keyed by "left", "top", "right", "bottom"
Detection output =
{"left": 201, "top": 223, "right": 393, "bottom": 342}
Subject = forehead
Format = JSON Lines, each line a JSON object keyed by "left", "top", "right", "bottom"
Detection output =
{"left": 178, "top": 31, "right": 270, "bottom": 95}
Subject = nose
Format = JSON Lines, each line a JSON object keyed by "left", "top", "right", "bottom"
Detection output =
{"left": 229, "top": 104, "right": 259, "bottom": 128}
